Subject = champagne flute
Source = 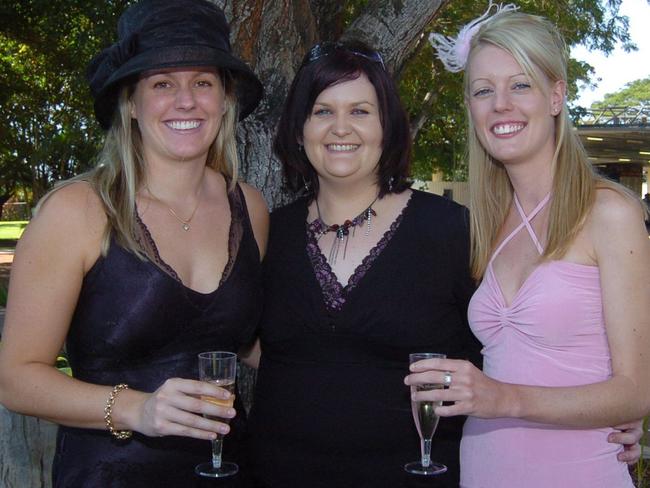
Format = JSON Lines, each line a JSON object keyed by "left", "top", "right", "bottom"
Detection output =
{"left": 404, "top": 352, "right": 448, "bottom": 476}
{"left": 195, "top": 351, "right": 238, "bottom": 478}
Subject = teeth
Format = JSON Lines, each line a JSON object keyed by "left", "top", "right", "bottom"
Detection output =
{"left": 167, "top": 120, "right": 200, "bottom": 130}
{"left": 327, "top": 144, "right": 359, "bottom": 151}
{"left": 493, "top": 123, "right": 524, "bottom": 135}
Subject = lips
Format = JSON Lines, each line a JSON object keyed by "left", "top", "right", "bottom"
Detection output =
{"left": 491, "top": 122, "right": 525, "bottom": 136}
{"left": 326, "top": 143, "right": 360, "bottom": 152}
{"left": 165, "top": 120, "right": 201, "bottom": 130}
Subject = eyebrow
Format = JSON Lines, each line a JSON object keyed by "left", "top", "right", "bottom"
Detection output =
{"left": 470, "top": 72, "right": 528, "bottom": 85}
{"left": 313, "top": 100, "right": 376, "bottom": 107}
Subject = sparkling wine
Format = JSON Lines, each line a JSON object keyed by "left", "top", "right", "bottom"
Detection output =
{"left": 413, "top": 384, "right": 442, "bottom": 440}
{"left": 201, "top": 380, "right": 235, "bottom": 422}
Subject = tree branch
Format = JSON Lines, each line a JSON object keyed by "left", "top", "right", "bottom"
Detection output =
{"left": 342, "top": 0, "right": 445, "bottom": 73}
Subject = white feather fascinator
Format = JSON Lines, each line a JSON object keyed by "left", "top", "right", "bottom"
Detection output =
{"left": 429, "top": 1, "right": 519, "bottom": 73}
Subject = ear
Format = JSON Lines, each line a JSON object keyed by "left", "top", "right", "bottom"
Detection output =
{"left": 550, "top": 79, "right": 566, "bottom": 116}
{"left": 129, "top": 97, "right": 137, "bottom": 120}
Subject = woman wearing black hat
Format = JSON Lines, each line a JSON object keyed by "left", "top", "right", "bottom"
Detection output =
{"left": 0, "top": 0, "right": 266, "bottom": 486}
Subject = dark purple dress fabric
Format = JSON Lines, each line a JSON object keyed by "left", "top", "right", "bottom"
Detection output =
{"left": 52, "top": 184, "right": 261, "bottom": 487}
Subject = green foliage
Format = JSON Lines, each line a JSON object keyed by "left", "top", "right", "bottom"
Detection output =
{"left": 591, "top": 77, "right": 650, "bottom": 109}
{"left": 399, "top": 0, "right": 633, "bottom": 181}
{"left": 0, "top": 0, "right": 132, "bottom": 204}
{"left": 0, "top": 282, "right": 7, "bottom": 307}
{"left": 631, "top": 417, "right": 649, "bottom": 487}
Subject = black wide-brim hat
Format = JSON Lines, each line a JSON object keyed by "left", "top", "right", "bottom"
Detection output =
{"left": 87, "top": 0, "right": 263, "bottom": 130}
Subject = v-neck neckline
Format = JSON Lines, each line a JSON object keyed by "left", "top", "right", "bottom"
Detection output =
{"left": 305, "top": 191, "right": 414, "bottom": 312}
{"left": 135, "top": 187, "right": 237, "bottom": 297}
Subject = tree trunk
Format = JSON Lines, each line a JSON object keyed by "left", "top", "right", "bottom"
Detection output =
{"left": 0, "top": 407, "right": 57, "bottom": 488}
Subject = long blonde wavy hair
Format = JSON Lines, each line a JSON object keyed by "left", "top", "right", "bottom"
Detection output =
{"left": 465, "top": 12, "right": 610, "bottom": 281}
{"left": 37, "top": 70, "right": 240, "bottom": 259}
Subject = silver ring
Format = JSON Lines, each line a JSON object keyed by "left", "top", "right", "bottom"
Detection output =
{"left": 443, "top": 371, "right": 452, "bottom": 386}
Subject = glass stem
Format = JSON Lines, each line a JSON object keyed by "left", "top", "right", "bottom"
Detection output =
{"left": 421, "top": 438, "right": 432, "bottom": 468}
{"left": 211, "top": 436, "right": 223, "bottom": 469}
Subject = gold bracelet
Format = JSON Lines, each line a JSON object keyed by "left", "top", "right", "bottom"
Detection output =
{"left": 104, "top": 383, "right": 133, "bottom": 440}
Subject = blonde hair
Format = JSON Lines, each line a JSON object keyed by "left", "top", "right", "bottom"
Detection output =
{"left": 465, "top": 11, "right": 610, "bottom": 281}
{"left": 37, "top": 70, "right": 240, "bottom": 259}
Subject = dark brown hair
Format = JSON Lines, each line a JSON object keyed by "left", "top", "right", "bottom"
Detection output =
{"left": 274, "top": 41, "right": 411, "bottom": 198}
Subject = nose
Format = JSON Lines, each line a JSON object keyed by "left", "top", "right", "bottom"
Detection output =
{"left": 175, "top": 84, "right": 196, "bottom": 110}
{"left": 331, "top": 113, "right": 352, "bottom": 137}
{"left": 493, "top": 88, "right": 513, "bottom": 112}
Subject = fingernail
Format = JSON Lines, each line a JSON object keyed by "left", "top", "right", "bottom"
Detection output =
{"left": 219, "top": 426, "right": 229, "bottom": 434}
{"left": 227, "top": 409, "right": 236, "bottom": 417}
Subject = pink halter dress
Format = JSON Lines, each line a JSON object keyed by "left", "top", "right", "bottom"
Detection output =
{"left": 460, "top": 194, "right": 633, "bottom": 488}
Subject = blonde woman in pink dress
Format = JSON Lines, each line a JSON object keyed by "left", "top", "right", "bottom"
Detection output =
{"left": 406, "top": 5, "right": 650, "bottom": 488}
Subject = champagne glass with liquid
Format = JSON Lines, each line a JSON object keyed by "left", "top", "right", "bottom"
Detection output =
{"left": 195, "top": 351, "right": 238, "bottom": 478}
{"left": 404, "top": 352, "right": 448, "bottom": 476}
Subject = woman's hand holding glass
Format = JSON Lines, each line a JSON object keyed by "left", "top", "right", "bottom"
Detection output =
{"left": 195, "top": 351, "right": 239, "bottom": 478}
{"left": 135, "top": 377, "right": 235, "bottom": 439}
{"left": 404, "top": 353, "right": 448, "bottom": 476}
{"left": 405, "top": 357, "right": 507, "bottom": 419}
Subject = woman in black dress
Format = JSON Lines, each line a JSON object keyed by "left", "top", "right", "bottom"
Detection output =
{"left": 0, "top": 1, "right": 267, "bottom": 486}
{"left": 247, "top": 41, "right": 481, "bottom": 488}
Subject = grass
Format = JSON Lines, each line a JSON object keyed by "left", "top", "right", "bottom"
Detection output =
{"left": 0, "top": 221, "right": 28, "bottom": 241}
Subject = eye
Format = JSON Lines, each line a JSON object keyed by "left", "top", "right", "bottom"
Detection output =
{"left": 195, "top": 79, "right": 214, "bottom": 88}
{"left": 312, "top": 108, "right": 332, "bottom": 116}
{"left": 472, "top": 87, "right": 492, "bottom": 97}
{"left": 512, "top": 81, "right": 531, "bottom": 90}
{"left": 351, "top": 108, "right": 369, "bottom": 115}
{"left": 152, "top": 80, "right": 171, "bottom": 89}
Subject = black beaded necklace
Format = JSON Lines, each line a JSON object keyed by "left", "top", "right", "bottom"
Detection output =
{"left": 313, "top": 196, "right": 378, "bottom": 265}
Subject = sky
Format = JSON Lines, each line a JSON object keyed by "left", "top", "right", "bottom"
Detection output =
{"left": 571, "top": 0, "right": 650, "bottom": 107}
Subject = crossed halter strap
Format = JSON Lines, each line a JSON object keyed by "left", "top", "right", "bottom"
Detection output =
{"left": 489, "top": 192, "right": 551, "bottom": 264}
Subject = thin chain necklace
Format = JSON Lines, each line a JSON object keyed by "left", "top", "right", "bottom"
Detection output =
{"left": 314, "top": 195, "right": 378, "bottom": 265}
{"left": 145, "top": 182, "right": 203, "bottom": 231}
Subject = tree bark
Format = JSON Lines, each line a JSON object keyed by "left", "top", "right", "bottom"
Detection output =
{"left": 0, "top": 406, "right": 57, "bottom": 488}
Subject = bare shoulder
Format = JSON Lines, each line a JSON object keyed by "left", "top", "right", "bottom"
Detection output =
{"left": 35, "top": 181, "right": 106, "bottom": 225}
{"left": 18, "top": 181, "right": 106, "bottom": 271}
{"left": 237, "top": 181, "right": 269, "bottom": 258}
{"left": 589, "top": 186, "right": 645, "bottom": 232}
{"left": 587, "top": 186, "right": 649, "bottom": 257}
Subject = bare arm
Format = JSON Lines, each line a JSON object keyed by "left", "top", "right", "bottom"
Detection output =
{"left": 236, "top": 183, "right": 268, "bottom": 370}
{"left": 239, "top": 338, "right": 261, "bottom": 369}
{"left": 407, "top": 190, "right": 650, "bottom": 428}
{"left": 239, "top": 182, "right": 269, "bottom": 260}
{"left": 0, "top": 182, "right": 235, "bottom": 439}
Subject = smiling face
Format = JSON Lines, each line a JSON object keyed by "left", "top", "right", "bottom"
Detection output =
{"left": 130, "top": 67, "right": 226, "bottom": 166}
{"left": 302, "top": 74, "right": 383, "bottom": 189}
{"left": 467, "top": 44, "right": 564, "bottom": 169}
